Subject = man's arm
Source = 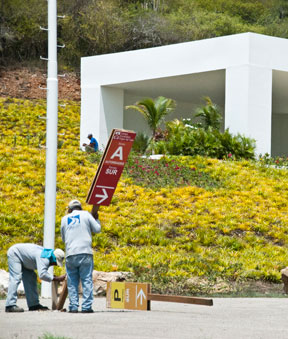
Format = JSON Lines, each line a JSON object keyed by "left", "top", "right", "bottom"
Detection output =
{"left": 37, "top": 258, "right": 54, "bottom": 282}
{"left": 60, "top": 219, "right": 65, "bottom": 242}
{"left": 38, "top": 258, "right": 66, "bottom": 282}
{"left": 88, "top": 208, "right": 101, "bottom": 234}
{"left": 91, "top": 205, "right": 100, "bottom": 220}
{"left": 53, "top": 274, "right": 66, "bottom": 282}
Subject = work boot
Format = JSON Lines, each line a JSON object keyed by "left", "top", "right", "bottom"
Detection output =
{"left": 29, "top": 304, "right": 49, "bottom": 311}
{"left": 281, "top": 267, "right": 288, "bottom": 294}
{"left": 5, "top": 305, "right": 24, "bottom": 312}
{"left": 81, "top": 309, "right": 94, "bottom": 313}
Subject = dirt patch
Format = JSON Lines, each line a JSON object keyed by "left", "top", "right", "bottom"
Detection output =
{"left": 0, "top": 67, "right": 80, "bottom": 101}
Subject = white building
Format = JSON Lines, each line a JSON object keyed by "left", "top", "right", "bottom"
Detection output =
{"left": 81, "top": 32, "right": 288, "bottom": 156}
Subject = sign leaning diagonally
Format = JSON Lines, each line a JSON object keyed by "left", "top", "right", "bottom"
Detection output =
{"left": 86, "top": 129, "right": 136, "bottom": 206}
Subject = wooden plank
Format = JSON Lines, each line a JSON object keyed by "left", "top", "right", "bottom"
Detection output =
{"left": 147, "top": 283, "right": 151, "bottom": 311}
{"left": 51, "top": 280, "right": 58, "bottom": 310}
{"left": 56, "top": 279, "right": 68, "bottom": 310}
{"left": 147, "top": 293, "right": 213, "bottom": 306}
{"left": 106, "top": 281, "right": 112, "bottom": 308}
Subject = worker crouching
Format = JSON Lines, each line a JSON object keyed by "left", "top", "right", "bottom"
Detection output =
{"left": 5, "top": 243, "right": 66, "bottom": 312}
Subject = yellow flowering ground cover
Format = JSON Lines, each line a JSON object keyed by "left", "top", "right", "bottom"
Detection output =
{"left": 1, "top": 98, "right": 288, "bottom": 295}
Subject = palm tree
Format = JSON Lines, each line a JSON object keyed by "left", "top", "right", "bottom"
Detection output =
{"left": 126, "top": 96, "right": 176, "bottom": 139}
{"left": 195, "top": 96, "right": 222, "bottom": 131}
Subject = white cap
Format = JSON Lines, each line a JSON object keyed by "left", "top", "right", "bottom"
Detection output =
{"left": 53, "top": 249, "right": 65, "bottom": 267}
{"left": 68, "top": 199, "right": 82, "bottom": 210}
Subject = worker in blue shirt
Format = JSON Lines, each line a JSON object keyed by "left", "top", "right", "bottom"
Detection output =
{"left": 83, "top": 133, "right": 98, "bottom": 152}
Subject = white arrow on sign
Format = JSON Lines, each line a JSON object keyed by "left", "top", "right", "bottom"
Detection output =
{"left": 95, "top": 188, "right": 108, "bottom": 204}
{"left": 136, "top": 288, "right": 146, "bottom": 305}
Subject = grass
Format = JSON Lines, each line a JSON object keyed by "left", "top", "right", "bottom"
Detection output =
{"left": 1, "top": 97, "right": 288, "bottom": 296}
{"left": 39, "top": 334, "right": 72, "bottom": 339}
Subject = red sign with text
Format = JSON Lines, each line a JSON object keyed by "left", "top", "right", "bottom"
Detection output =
{"left": 86, "top": 129, "right": 136, "bottom": 206}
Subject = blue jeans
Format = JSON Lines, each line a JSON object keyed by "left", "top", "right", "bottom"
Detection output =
{"left": 66, "top": 254, "right": 94, "bottom": 311}
{"left": 6, "top": 253, "right": 39, "bottom": 308}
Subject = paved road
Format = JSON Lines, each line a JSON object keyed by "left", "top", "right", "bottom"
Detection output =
{"left": 1, "top": 297, "right": 288, "bottom": 339}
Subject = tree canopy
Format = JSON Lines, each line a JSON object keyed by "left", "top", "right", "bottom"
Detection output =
{"left": 1, "top": 0, "right": 288, "bottom": 70}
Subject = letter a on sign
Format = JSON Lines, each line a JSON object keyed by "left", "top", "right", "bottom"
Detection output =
{"left": 86, "top": 129, "right": 136, "bottom": 206}
{"left": 111, "top": 147, "right": 123, "bottom": 161}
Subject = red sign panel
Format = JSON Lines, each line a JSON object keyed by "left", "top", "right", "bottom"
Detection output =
{"left": 86, "top": 129, "right": 136, "bottom": 206}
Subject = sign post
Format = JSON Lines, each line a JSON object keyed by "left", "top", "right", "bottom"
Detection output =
{"left": 107, "top": 282, "right": 150, "bottom": 311}
{"left": 54, "top": 129, "right": 136, "bottom": 310}
{"left": 106, "top": 282, "right": 213, "bottom": 310}
{"left": 86, "top": 129, "right": 136, "bottom": 206}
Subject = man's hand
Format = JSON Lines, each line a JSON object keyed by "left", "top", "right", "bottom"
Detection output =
{"left": 53, "top": 274, "right": 66, "bottom": 282}
{"left": 91, "top": 205, "right": 100, "bottom": 220}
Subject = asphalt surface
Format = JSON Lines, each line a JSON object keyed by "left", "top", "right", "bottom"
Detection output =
{"left": 1, "top": 297, "right": 288, "bottom": 339}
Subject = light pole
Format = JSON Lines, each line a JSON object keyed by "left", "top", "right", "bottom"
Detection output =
{"left": 41, "top": 0, "right": 59, "bottom": 298}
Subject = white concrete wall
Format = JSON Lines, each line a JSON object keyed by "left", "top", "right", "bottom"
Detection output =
{"left": 249, "top": 34, "right": 288, "bottom": 72}
{"left": 80, "top": 86, "right": 124, "bottom": 150}
{"left": 81, "top": 33, "right": 250, "bottom": 87}
{"left": 81, "top": 34, "right": 249, "bottom": 148}
{"left": 81, "top": 32, "right": 288, "bottom": 155}
{"left": 99, "top": 87, "right": 124, "bottom": 149}
{"left": 225, "top": 65, "right": 272, "bottom": 155}
{"left": 80, "top": 86, "right": 101, "bottom": 148}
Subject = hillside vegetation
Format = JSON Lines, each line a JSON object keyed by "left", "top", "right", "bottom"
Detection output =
{"left": 1, "top": 0, "right": 288, "bottom": 69}
{"left": 1, "top": 98, "right": 288, "bottom": 296}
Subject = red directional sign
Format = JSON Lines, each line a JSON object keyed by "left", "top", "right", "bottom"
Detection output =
{"left": 86, "top": 129, "right": 136, "bottom": 206}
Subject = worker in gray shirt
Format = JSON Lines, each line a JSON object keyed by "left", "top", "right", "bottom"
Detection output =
{"left": 61, "top": 199, "right": 101, "bottom": 313}
{"left": 5, "top": 243, "right": 66, "bottom": 312}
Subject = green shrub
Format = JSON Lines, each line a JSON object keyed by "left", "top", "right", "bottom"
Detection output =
{"left": 152, "top": 120, "right": 256, "bottom": 160}
{"left": 132, "top": 132, "right": 150, "bottom": 154}
{"left": 150, "top": 97, "right": 256, "bottom": 159}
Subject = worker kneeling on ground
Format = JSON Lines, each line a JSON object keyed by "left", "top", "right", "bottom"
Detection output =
{"left": 5, "top": 243, "right": 66, "bottom": 312}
